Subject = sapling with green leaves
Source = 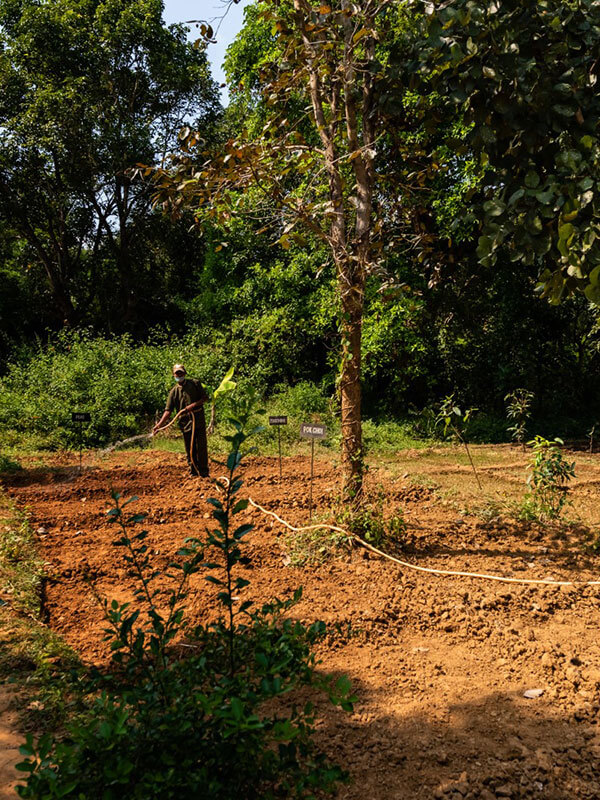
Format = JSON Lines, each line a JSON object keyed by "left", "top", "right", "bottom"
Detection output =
{"left": 505, "top": 389, "right": 534, "bottom": 449}
{"left": 196, "top": 388, "right": 265, "bottom": 677}
{"left": 523, "top": 436, "right": 576, "bottom": 521}
{"left": 101, "top": 490, "right": 204, "bottom": 693}
{"left": 588, "top": 423, "right": 598, "bottom": 454}
{"left": 435, "top": 394, "right": 482, "bottom": 490}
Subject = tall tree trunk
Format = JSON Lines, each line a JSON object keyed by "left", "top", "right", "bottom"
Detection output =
{"left": 49, "top": 269, "right": 77, "bottom": 327}
{"left": 24, "top": 218, "right": 78, "bottom": 327}
{"left": 42, "top": 262, "right": 77, "bottom": 327}
{"left": 116, "top": 240, "right": 137, "bottom": 326}
{"left": 338, "top": 269, "right": 365, "bottom": 499}
{"left": 116, "top": 177, "right": 138, "bottom": 326}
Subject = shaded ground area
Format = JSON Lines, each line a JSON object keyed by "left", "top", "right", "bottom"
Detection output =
{"left": 0, "top": 689, "right": 20, "bottom": 800}
{"left": 3, "top": 445, "right": 600, "bottom": 799}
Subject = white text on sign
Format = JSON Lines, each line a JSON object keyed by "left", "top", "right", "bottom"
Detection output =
{"left": 300, "top": 423, "right": 327, "bottom": 439}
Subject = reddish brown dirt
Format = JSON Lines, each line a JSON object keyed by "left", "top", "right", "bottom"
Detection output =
{"left": 4, "top": 449, "right": 600, "bottom": 799}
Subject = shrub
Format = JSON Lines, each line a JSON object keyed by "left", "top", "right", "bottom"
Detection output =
{"left": 283, "top": 527, "right": 353, "bottom": 567}
{"left": 335, "top": 489, "right": 407, "bottom": 552}
{"left": 505, "top": 389, "right": 534, "bottom": 448}
{"left": 435, "top": 394, "right": 482, "bottom": 491}
{"left": 16, "top": 400, "right": 354, "bottom": 799}
{"left": 521, "top": 436, "right": 575, "bottom": 521}
{"left": 0, "top": 329, "right": 234, "bottom": 449}
{"left": 0, "top": 453, "right": 21, "bottom": 473}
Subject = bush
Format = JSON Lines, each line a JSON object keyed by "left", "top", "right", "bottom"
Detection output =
{"left": 335, "top": 489, "right": 407, "bottom": 552}
{"left": 283, "top": 527, "right": 353, "bottom": 567}
{"left": 0, "top": 327, "right": 447, "bottom": 457}
{"left": 16, "top": 401, "right": 354, "bottom": 799}
{"left": 0, "top": 453, "right": 21, "bottom": 473}
{"left": 521, "top": 436, "right": 576, "bottom": 521}
{"left": 0, "top": 329, "right": 234, "bottom": 449}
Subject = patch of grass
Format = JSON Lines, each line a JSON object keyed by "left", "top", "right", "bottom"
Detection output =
{"left": 282, "top": 487, "right": 409, "bottom": 567}
{"left": 0, "top": 613, "right": 79, "bottom": 728}
{"left": 0, "top": 453, "right": 22, "bottom": 473}
{"left": 0, "top": 494, "right": 43, "bottom": 615}
{"left": 0, "top": 490, "right": 79, "bottom": 730}
{"left": 362, "top": 419, "right": 434, "bottom": 453}
{"left": 150, "top": 436, "right": 186, "bottom": 453}
{"left": 283, "top": 527, "right": 352, "bottom": 566}
{"left": 462, "top": 495, "right": 512, "bottom": 522}
{"left": 134, "top": 412, "right": 433, "bottom": 461}
{"left": 334, "top": 490, "right": 408, "bottom": 551}
{"left": 406, "top": 473, "right": 440, "bottom": 490}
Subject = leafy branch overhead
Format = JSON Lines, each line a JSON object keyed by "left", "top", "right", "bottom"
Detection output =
{"left": 414, "top": 0, "right": 600, "bottom": 303}
{"left": 150, "top": 1, "right": 386, "bottom": 257}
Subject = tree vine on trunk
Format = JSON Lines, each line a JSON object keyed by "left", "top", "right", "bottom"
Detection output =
{"left": 151, "top": 0, "right": 389, "bottom": 498}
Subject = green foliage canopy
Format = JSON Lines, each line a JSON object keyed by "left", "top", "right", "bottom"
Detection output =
{"left": 0, "top": 0, "right": 219, "bottom": 326}
{"left": 414, "top": 0, "right": 600, "bottom": 303}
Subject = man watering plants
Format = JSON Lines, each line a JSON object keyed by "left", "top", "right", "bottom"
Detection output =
{"left": 153, "top": 364, "right": 210, "bottom": 477}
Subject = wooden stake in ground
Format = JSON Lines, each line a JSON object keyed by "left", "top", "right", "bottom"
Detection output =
{"left": 300, "top": 423, "right": 327, "bottom": 520}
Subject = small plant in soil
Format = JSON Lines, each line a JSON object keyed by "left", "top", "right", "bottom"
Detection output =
{"left": 435, "top": 394, "right": 482, "bottom": 491}
{"left": 0, "top": 453, "right": 22, "bottom": 473}
{"left": 284, "top": 526, "right": 353, "bottom": 567}
{"left": 587, "top": 422, "right": 598, "bottom": 454}
{"left": 335, "top": 488, "right": 407, "bottom": 552}
{"left": 16, "top": 404, "right": 355, "bottom": 799}
{"left": 504, "top": 389, "right": 534, "bottom": 448}
{"left": 521, "top": 436, "right": 576, "bottom": 522}
{"left": 585, "top": 525, "right": 600, "bottom": 553}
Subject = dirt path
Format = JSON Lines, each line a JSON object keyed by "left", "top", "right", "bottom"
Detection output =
{"left": 3, "top": 449, "right": 600, "bottom": 798}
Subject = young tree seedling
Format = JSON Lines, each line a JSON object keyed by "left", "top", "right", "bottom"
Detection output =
{"left": 435, "top": 394, "right": 482, "bottom": 491}
{"left": 505, "top": 389, "right": 534, "bottom": 449}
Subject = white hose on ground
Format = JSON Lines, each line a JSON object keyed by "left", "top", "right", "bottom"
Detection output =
{"left": 246, "top": 498, "right": 600, "bottom": 589}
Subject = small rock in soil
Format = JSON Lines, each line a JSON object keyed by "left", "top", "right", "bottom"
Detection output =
{"left": 523, "top": 688, "right": 544, "bottom": 699}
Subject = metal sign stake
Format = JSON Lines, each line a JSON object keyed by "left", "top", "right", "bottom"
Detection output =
{"left": 71, "top": 412, "right": 91, "bottom": 474}
{"left": 309, "top": 438, "right": 315, "bottom": 520}
{"left": 269, "top": 416, "right": 288, "bottom": 483}
{"left": 278, "top": 426, "right": 282, "bottom": 482}
{"left": 300, "top": 422, "right": 327, "bottom": 522}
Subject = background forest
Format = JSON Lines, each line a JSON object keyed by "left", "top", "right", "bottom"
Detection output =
{"left": 1, "top": 0, "right": 600, "bottom": 450}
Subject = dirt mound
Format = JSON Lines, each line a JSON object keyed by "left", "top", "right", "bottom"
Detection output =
{"left": 5, "top": 449, "right": 600, "bottom": 799}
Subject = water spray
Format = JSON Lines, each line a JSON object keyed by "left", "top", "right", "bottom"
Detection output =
{"left": 98, "top": 409, "right": 185, "bottom": 455}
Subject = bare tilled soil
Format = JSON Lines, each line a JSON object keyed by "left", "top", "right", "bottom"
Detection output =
{"left": 4, "top": 446, "right": 600, "bottom": 799}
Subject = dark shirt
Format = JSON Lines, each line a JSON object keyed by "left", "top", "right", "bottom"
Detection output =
{"left": 165, "top": 378, "right": 209, "bottom": 432}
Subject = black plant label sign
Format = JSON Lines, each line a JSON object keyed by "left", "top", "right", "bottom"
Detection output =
{"left": 300, "top": 423, "right": 326, "bottom": 439}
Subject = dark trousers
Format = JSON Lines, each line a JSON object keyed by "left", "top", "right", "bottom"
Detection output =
{"left": 181, "top": 414, "right": 209, "bottom": 476}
